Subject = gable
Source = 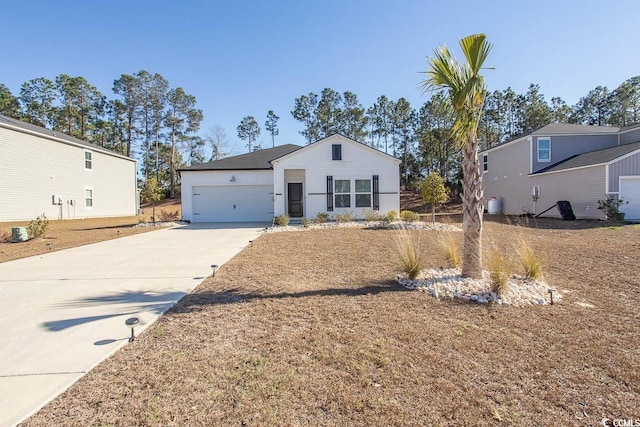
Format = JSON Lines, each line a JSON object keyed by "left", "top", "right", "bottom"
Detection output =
{"left": 271, "top": 134, "right": 400, "bottom": 166}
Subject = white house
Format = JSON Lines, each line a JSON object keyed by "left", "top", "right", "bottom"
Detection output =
{"left": 480, "top": 123, "right": 640, "bottom": 220}
{"left": 0, "top": 115, "right": 138, "bottom": 222}
{"left": 179, "top": 134, "right": 401, "bottom": 222}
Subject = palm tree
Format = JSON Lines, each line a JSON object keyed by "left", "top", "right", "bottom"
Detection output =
{"left": 421, "top": 34, "right": 493, "bottom": 278}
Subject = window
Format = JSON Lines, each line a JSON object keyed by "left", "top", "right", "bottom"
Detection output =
{"left": 482, "top": 154, "right": 488, "bottom": 172}
{"left": 84, "top": 150, "right": 93, "bottom": 170}
{"left": 355, "top": 179, "right": 371, "bottom": 207}
{"left": 537, "top": 138, "right": 550, "bottom": 162}
{"left": 334, "top": 179, "right": 350, "bottom": 208}
{"left": 332, "top": 144, "right": 342, "bottom": 160}
{"left": 85, "top": 187, "right": 93, "bottom": 208}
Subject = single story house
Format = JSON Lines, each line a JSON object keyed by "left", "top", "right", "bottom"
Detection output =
{"left": 179, "top": 134, "right": 401, "bottom": 222}
{"left": 0, "top": 114, "right": 138, "bottom": 222}
{"left": 480, "top": 123, "right": 640, "bottom": 220}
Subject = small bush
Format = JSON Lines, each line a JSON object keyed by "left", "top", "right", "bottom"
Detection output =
{"left": 486, "top": 247, "right": 510, "bottom": 296}
{"left": 597, "top": 197, "right": 628, "bottom": 221}
{"left": 364, "top": 210, "right": 381, "bottom": 222}
{"left": 394, "top": 229, "right": 426, "bottom": 280}
{"left": 301, "top": 217, "right": 313, "bottom": 228}
{"left": 438, "top": 232, "right": 460, "bottom": 268}
{"left": 274, "top": 214, "right": 290, "bottom": 226}
{"left": 27, "top": 213, "right": 49, "bottom": 239}
{"left": 159, "top": 209, "right": 180, "bottom": 221}
{"left": 334, "top": 212, "right": 352, "bottom": 223}
{"left": 400, "top": 210, "right": 420, "bottom": 222}
{"left": 385, "top": 210, "right": 398, "bottom": 221}
{"left": 315, "top": 212, "right": 329, "bottom": 223}
{"left": 515, "top": 239, "right": 544, "bottom": 280}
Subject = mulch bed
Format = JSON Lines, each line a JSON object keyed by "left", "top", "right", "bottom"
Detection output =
{"left": 22, "top": 220, "right": 640, "bottom": 426}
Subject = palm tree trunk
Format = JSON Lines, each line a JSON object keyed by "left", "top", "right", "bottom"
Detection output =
{"left": 460, "top": 133, "right": 484, "bottom": 278}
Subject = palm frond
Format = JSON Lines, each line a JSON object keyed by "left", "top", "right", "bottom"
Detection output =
{"left": 459, "top": 33, "right": 493, "bottom": 75}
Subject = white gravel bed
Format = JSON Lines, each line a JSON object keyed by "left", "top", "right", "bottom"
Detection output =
{"left": 397, "top": 268, "right": 560, "bottom": 306}
{"left": 266, "top": 220, "right": 461, "bottom": 233}
{"left": 134, "top": 221, "right": 187, "bottom": 228}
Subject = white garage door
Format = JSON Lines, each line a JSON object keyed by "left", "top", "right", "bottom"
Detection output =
{"left": 619, "top": 176, "right": 640, "bottom": 221}
{"left": 192, "top": 185, "right": 273, "bottom": 222}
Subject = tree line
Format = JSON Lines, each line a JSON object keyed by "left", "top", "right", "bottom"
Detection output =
{"left": 2, "top": 71, "right": 638, "bottom": 195}
{"left": 288, "top": 77, "right": 640, "bottom": 189}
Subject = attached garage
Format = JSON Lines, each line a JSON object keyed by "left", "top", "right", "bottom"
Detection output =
{"left": 619, "top": 176, "right": 640, "bottom": 221}
{"left": 192, "top": 185, "right": 273, "bottom": 222}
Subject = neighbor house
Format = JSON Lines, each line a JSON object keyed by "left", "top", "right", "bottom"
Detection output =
{"left": 0, "top": 115, "right": 138, "bottom": 222}
{"left": 179, "top": 134, "right": 401, "bottom": 222}
{"left": 480, "top": 123, "right": 640, "bottom": 220}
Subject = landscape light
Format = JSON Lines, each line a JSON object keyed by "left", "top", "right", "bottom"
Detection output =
{"left": 211, "top": 264, "right": 219, "bottom": 277}
{"left": 547, "top": 288, "right": 557, "bottom": 305}
{"left": 125, "top": 317, "right": 139, "bottom": 342}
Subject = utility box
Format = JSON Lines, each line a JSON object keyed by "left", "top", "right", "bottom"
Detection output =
{"left": 52, "top": 195, "right": 63, "bottom": 205}
{"left": 11, "top": 227, "right": 29, "bottom": 242}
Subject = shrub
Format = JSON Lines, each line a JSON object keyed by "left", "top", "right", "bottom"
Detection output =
{"left": 364, "top": 210, "right": 381, "bottom": 222}
{"left": 394, "top": 229, "right": 426, "bottom": 280}
{"left": 385, "top": 210, "right": 398, "bottom": 221}
{"left": 301, "top": 217, "right": 313, "bottom": 228}
{"left": 400, "top": 210, "right": 420, "bottom": 222}
{"left": 334, "top": 212, "right": 352, "bottom": 223}
{"left": 159, "top": 209, "right": 180, "bottom": 221}
{"left": 315, "top": 212, "right": 329, "bottom": 223}
{"left": 438, "top": 232, "right": 460, "bottom": 268}
{"left": 27, "top": 213, "right": 49, "bottom": 239}
{"left": 274, "top": 214, "right": 290, "bottom": 226}
{"left": 515, "top": 239, "right": 544, "bottom": 280}
{"left": 486, "top": 247, "right": 510, "bottom": 296}
{"left": 597, "top": 197, "right": 628, "bottom": 221}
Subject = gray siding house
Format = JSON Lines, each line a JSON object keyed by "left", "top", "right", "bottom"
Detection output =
{"left": 0, "top": 115, "right": 138, "bottom": 222}
{"left": 480, "top": 123, "right": 640, "bottom": 221}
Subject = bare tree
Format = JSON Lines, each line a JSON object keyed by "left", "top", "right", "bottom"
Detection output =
{"left": 204, "top": 125, "right": 232, "bottom": 160}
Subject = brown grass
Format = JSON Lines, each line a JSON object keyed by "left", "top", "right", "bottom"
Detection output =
{"left": 22, "top": 221, "right": 640, "bottom": 426}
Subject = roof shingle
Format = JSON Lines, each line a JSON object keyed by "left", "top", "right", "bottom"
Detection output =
{"left": 180, "top": 144, "right": 302, "bottom": 171}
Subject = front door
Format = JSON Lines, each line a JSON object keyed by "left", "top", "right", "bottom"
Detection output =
{"left": 288, "top": 183, "right": 303, "bottom": 217}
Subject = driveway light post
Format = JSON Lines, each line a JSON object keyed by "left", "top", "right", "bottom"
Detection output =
{"left": 211, "top": 264, "right": 219, "bottom": 276}
{"left": 125, "top": 317, "right": 139, "bottom": 342}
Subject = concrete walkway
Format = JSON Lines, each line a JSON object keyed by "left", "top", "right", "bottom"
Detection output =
{"left": 0, "top": 223, "right": 266, "bottom": 427}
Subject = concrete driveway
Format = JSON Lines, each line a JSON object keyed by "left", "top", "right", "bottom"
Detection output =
{"left": 0, "top": 223, "right": 266, "bottom": 427}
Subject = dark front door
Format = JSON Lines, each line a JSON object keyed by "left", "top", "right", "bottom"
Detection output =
{"left": 288, "top": 183, "right": 303, "bottom": 217}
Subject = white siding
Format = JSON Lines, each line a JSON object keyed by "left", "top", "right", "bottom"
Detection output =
{"left": 482, "top": 138, "right": 607, "bottom": 219}
{"left": 272, "top": 135, "right": 400, "bottom": 218}
{"left": 0, "top": 126, "right": 137, "bottom": 222}
{"left": 180, "top": 170, "right": 273, "bottom": 222}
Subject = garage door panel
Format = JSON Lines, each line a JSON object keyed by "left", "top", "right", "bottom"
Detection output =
{"left": 619, "top": 176, "right": 640, "bottom": 221}
{"left": 192, "top": 185, "right": 273, "bottom": 222}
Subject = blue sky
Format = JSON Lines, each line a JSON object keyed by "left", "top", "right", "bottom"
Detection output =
{"left": 2, "top": 0, "right": 639, "bottom": 156}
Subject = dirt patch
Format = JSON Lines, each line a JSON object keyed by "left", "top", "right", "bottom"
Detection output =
{"left": 0, "top": 217, "right": 156, "bottom": 263}
{"left": 140, "top": 198, "right": 182, "bottom": 222}
{"left": 22, "top": 220, "right": 640, "bottom": 426}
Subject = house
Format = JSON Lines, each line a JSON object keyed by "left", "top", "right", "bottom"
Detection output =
{"left": 480, "top": 123, "right": 640, "bottom": 220}
{"left": 179, "top": 134, "right": 401, "bottom": 222}
{"left": 0, "top": 115, "right": 138, "bottom": 222}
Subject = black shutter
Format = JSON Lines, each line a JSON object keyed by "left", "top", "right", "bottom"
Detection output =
{"left": 373, "top": 175, "right": 379, "bottom": 210}
{"left": 327, "top": 175, "right": 334, "bottom": 211}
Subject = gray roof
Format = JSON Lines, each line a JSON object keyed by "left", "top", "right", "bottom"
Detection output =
{"left": 180, "top": 144, "right": 302, "bottom": 171}
{"left": 531, "top": 123, "right": 622, "bottom": 135}
{"left": 0, "top": 114, "right": 133, "bottom": 161}
{"left": 533, "top": 141, "right": 640, "bottom": 174}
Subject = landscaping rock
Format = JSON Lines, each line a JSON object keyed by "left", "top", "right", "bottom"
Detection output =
{"left": 397, "top": 268, "right": 561, "bottom": 307}
{"left": 266, "top": 220, "right": 460, "bottom": 233}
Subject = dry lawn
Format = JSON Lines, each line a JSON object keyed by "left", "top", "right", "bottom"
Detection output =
{"left": 0, "top": 199, "right": 182, "bottom": 263}
{"left": 22, "top": 219, "right": 640, "bottom": 426}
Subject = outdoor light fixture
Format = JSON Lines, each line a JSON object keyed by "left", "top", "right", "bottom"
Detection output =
{"left": 211, "top": 264, "right": 219, "bottom": 276}
{"left": 229, "top": 175, "right": 236, "bottom": 182}
{"left": 249, "top": 240, "right": 254, "bottom": 247}
{"left": 46, "top": 243, "right": 52, "bottom": 251}
{"left": 125, "top": 317, "right": 139, "bottom": 342}
{"left": 547, "top": 288, "right": 557, "bottom": 305}
{"left": 117, "top": 230, "right": 121, "bottom": 236}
